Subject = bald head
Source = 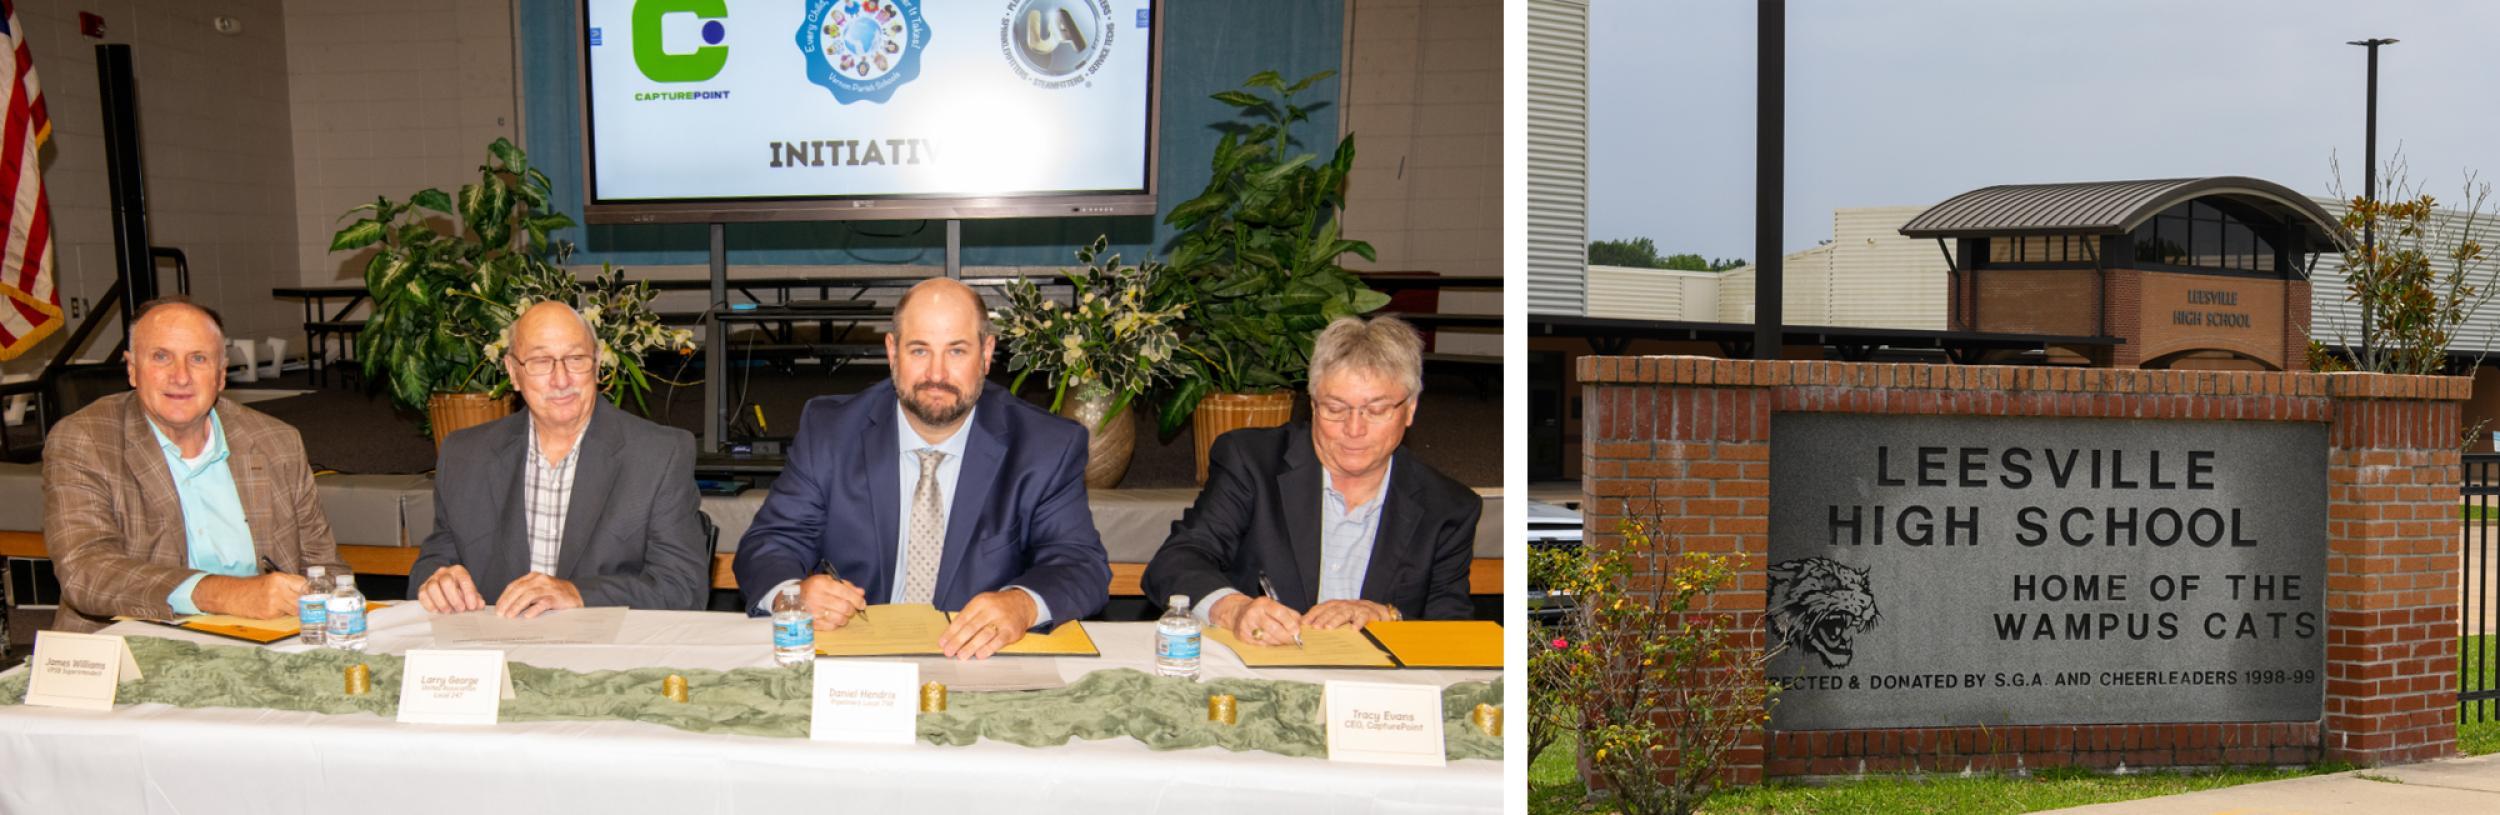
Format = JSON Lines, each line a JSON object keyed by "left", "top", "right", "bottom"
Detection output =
{"left": 125, "top": 298, "right": 229, "bottom": 450}
{"left": 892, "top": 278, "right": 994, "bottom": 339}
{"left": 504, "top": 300, "right": 598, "bottom": 352}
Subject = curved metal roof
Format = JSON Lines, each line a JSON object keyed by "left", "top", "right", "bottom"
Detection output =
{"left": 1899, "top": 176, "right": 2348, "bottom": 250}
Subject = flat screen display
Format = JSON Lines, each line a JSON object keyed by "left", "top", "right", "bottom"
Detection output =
{"left": 580, "top": 0, "right": 1160, "bottom": 223}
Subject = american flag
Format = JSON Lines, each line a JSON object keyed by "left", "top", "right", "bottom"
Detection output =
{"left": 0, "top": 0, "right": 51, "bottom": 361}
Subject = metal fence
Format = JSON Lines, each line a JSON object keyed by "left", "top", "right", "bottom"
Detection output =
{"left": 2460, "top": 454, "right": 2499, "bottom": 723}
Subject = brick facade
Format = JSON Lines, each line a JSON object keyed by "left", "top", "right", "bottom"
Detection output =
{"left": 1581, "top": 356, "right": 2467, "bottom": 779}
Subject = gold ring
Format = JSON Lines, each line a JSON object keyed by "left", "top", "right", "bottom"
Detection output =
{"left": 1252, "top": 626, "right": 1265, "bottom": 639}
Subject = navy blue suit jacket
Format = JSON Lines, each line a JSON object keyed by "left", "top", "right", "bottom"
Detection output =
{"left": 732, "top": 381, "right": 1111, "bottom": 621}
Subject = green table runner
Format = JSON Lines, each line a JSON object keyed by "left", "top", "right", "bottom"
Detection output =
{"left": 2, "top": 637, "right": 1501, "bottom": 761}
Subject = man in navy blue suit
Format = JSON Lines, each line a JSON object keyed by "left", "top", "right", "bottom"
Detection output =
{"left": 733, "top": 278, "right": 1110, "bottom": 659}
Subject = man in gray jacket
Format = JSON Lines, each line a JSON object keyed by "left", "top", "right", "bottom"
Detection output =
{"left": 409, "top": 301, "right": 707, "bottom": 616}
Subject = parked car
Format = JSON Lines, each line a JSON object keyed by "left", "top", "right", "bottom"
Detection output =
{"left": 1525, "top": 499, "right": 1581, "bottom": 626}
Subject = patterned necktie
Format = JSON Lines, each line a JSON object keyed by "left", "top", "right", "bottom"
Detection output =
{"left": 900, "top": 449, "right": 947, "bottom": 604}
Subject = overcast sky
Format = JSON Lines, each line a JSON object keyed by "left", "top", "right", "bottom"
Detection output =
{"left": 1589, "top": 0, "right": 2500, "bottom": 261}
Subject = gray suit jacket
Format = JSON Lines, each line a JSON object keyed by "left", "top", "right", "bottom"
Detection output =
{"left": 408, "top": 398, "right": 707, "bottom": 609}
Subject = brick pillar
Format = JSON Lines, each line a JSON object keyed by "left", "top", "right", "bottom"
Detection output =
{"left": 2321, "top": 374, "right": 2464, "bottom": 765}
{"left": 2105, "top": 268, "right": 2143, "bottom": 368}
{"left": 2284, "top": 278, "right": 2314, "bottom": 373}
{"left": 1579, "top": 357, "right": 1774, "bottom": 784}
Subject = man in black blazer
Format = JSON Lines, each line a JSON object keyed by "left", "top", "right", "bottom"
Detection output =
{"left": 409, "top": 302, "right": 708, "bottom": 616}
{"left": 732, "top": 278, "right": 1110, "bottom": 659}
{"left": 1144, "top": 315, "right": 1480, "bottom": 646}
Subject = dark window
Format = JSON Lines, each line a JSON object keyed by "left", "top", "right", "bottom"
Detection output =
{"left": 2130, "top": 199, "right": 2279, "bottom": 273}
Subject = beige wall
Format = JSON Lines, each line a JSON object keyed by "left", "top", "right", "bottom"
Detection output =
{"left": 3, "top": 0, "right": 300, "bottom": 376}
{"left": 284, "top": 0, "right": 516, "bottom": 290}
{"left": 1341, "top": 0, "right": 1499, "bottom": 355}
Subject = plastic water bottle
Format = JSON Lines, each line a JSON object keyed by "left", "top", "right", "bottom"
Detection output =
{"left": 326, "top": 573, "right": 367, "bottom": 652}
{"left": 772, "top": 584, "right": 813, "bottom": 666}
{"left": 1156, "top": 595, "right": 1200, "bottom": 679}
{"left": 296, "top": 565, "right": 329, "bottom": 646}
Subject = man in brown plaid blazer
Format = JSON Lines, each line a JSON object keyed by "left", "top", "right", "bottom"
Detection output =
{"left": 42, "top": 298, "right": 344, "bottom": 633}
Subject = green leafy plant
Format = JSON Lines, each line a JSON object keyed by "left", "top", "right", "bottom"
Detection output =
{"left": 993, "top": 236, "right": 1189, "bottom": 427}
{"left": 2323, "top": 149, "right": 2495, "bottom": 375}
{"left": 1156, "top": 69, "right": 1390, "bottom": 437}
{"left": 1543, "top": 518, "right": 1782, "bottom": 815}
{"left": 329, "top": 138, "right": 690, "bottom": 421}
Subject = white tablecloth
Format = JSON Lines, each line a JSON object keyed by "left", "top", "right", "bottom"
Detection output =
{"left": 0, "top": 605, "right": 1500, "bottom": 814}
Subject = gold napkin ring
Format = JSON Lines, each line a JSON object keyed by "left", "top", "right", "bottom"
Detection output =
{"left": 1208, "top": 693, "right": 1238, "bottom": 725}
{"left": 663, "top": 674, "right": 690, "bottom": 703}
{"left": 919, "top": 682, "right": 948, "bottom": 712}
{"left": 1469, "top": 703, "right": 1501, "bottom": 738}
{"left": 344, "top": 663, "right": 371, "bottom": 695}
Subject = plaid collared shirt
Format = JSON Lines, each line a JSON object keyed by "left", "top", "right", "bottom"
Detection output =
{"left": 523, "top": 415, "right": 588, "bottom": 576}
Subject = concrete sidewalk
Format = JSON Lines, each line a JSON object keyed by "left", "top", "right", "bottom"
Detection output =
{"left": 2034, "top": 752, "right": 2500, "bottom": 814}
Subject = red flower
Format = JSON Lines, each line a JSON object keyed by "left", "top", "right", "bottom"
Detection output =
{"left": 1552, "top": 637, "right": 1568, "bottom": 649}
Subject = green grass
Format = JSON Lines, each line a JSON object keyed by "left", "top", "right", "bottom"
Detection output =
{"left": 1529, "top": 732, "right": 2342, "bottom": 815}
{"left": 2467, "top": 634, "right": 2499, "bottom": 756}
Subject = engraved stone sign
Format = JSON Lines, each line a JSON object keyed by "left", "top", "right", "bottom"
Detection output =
{"left": 1767, "top": 413, "right": 2327, "bottom": 730}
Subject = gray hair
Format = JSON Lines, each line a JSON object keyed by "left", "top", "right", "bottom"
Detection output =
{"left": 1307, "top": 315, "right": 1423, "bottom": 401}
{"left": 503, "top": 300, "right": 599, "bottom": 355}
{"left": 893, "top": 278, "right": 997, "bottom": 338}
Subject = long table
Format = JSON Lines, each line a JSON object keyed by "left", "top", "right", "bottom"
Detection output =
{"left": 0, "top": 606, "right": 1500, "bottom": 813}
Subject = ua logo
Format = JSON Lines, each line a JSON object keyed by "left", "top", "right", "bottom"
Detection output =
{"left": 633, "top": 0, "right": 728, "bottom": 83}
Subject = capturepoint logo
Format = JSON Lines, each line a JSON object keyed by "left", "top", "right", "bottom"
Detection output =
{"left": 797, "top": 0, "right": 929, "bottom": 104}
{"left": 1767, "top": 557, "right": 1882, "bottom": 669}
{"left": 632, "top": 0, "right": 729, "bottom": 83}
{"left": 1000, "top": 0, "right": 1114, "bottom": 88}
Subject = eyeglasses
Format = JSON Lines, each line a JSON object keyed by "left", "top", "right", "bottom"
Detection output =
{"left": 1313, "top": 397, "right": 1410, "bottom": 425}
{"left": 513, "top": 354, "right": 595, "bottom": 377}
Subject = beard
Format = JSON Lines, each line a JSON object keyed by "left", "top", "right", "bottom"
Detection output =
{"left": 899, "top": 378, "right": 980, "bottom": 427}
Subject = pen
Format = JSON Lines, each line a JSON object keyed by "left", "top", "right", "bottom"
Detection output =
{"left": 1256, "top": 571, "right": 1303, "bottom": 648}
{"left": 259, "top": 556, "right": 283, "bottom": 575}
{"left": 818, "top": 559, "right": 866, "bottom": 621}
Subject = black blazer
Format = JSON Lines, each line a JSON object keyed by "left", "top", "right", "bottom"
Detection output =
{"left": 730, "top": 380, "right": 1112, "bottom": 620}
{"left": 408, "top": 398, "right": 709, "bottom": 609}
{"left": 1143, "top": 423, "right": 1481, "bottom": 621}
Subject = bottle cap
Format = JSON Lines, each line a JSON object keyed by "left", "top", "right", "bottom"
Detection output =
{"left": 1168, "top": 594, "right": 1189, "bottom": 612}
{"left": 335, "top": 574, "right": 356, "bottom": 591}
{"left": 306, "top": 565, "right": 326, "bottom": 579}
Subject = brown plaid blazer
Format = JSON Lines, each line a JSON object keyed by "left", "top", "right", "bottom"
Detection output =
{"left": 42, "top": 392, "right": 345, "bottom": 633}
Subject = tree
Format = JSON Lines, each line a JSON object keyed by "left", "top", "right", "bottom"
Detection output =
{"left": 1661, "top": 253, "right": 1747, "bottom": 272}
{"left": 2320, "top": 150, "right": 2495, "bottom": 376}
{"left": 1590, "top": 236, "right": 1666, "bottom": 268}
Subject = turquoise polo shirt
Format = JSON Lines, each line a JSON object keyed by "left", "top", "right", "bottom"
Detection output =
{"left": 151, "top": 412, "right": 258, "bottom": 615}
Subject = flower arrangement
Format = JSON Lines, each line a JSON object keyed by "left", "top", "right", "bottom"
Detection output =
{"left": 992, "top": 236, "right": 1189, "bottom": 427}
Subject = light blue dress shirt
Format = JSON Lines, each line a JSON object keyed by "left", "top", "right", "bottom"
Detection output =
{"left": 151, "top": 412, "right": 258, "bottom": 615}
{"left": 1195, "top": 461, "right": 1395, "bottom": 623}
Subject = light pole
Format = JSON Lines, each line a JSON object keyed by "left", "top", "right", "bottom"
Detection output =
{"left": 2349, "top": 37, "right": 2395, "bottom": 371}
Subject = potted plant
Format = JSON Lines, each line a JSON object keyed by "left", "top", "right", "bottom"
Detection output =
{"left": 1160, "top": 69, "right": 1391, "bottom": 482}
{"left": 994, "top": 236, "right": 1189, "bottom": 488}
{"left": 329, "top": 138, "right": 691, "bottom": 445}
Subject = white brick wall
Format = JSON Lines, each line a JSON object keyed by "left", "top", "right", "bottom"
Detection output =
{"left": 284, "top": 0, "right": 517, "bottom": 292}
{"left": 1341, "top": 0, "right": 1499, "bottom": 356}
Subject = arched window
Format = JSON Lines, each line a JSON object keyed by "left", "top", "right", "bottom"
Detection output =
{"left": 2130, "top": 202, "right": 2280, "bottom": 273}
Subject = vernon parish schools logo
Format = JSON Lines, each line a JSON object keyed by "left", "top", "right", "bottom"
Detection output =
{"left": 1767, "top": 557, "right": 1882, "bottom": 669}
{"left": 796, "top": 0, "right": 929, "bottom": 104}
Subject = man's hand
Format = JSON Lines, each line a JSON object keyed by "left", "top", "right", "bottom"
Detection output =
{"left": 192, "top": 572, "right": 308, "bottom": 619}
{"left": 1210, "top": 593, "right": 1303, "bottom": 647}
{"left": 939, "top": 589, "right": 1037, "bottom": 660}
{"left": 417, "top": 565, "right": 485, "bottom": 614}
{"left": 1302, "top": 599, "right": 1398, "bottom": 630}
{"left": 800, "top": 574, "right": 869, "bottom": 630}
{"left": 496, "top": 572, "right": 584, "bottom": 619}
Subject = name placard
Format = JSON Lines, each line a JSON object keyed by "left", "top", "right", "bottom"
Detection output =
{"left": 23, "top": 631, "right": 143, "bottom": 711}
{"left": 1767, "top": 414, "right": 2327, "bottom": 729}
{"left": 808, "top": 660, "right": 918, "bottom": 745}
{"left": 1323, "top": 680, "right": 1446, "bottom": 767}
{"left": 395, "top": 649, "right": 514, "bottom": 726}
